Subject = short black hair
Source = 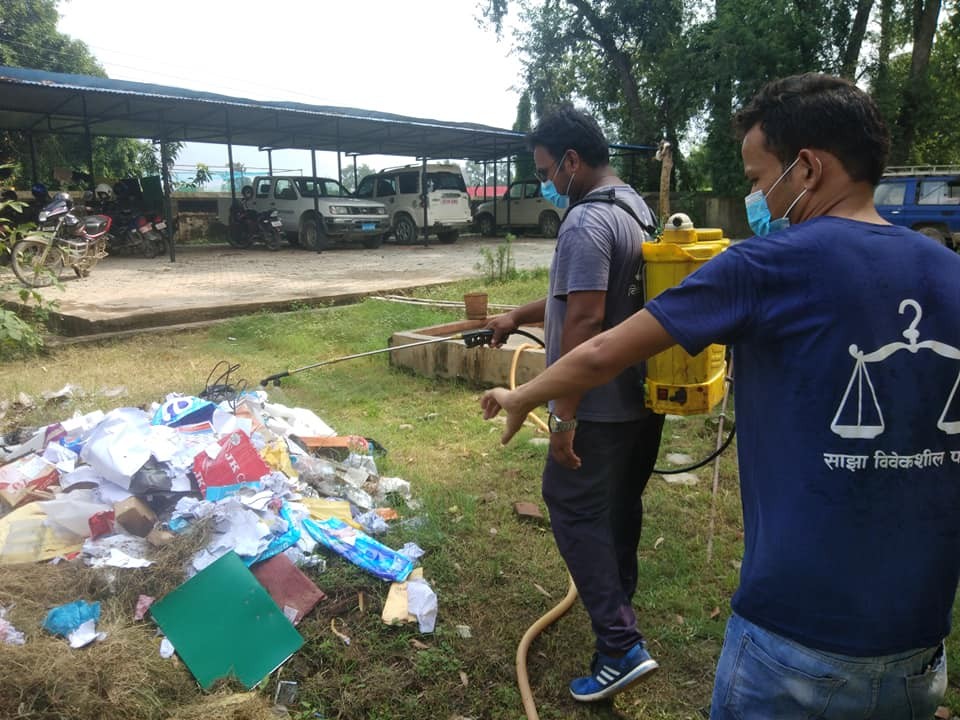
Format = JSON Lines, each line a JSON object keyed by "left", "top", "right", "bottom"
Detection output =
{"left": 733, "top": 73, "right": 890, "bottom": 185}
{"left": 527, "top": 103, "right": 610, "bottom": 167}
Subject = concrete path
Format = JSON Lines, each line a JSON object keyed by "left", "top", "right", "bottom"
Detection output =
{"left": 0, "top": 236, "right": 555, "bottom": 336}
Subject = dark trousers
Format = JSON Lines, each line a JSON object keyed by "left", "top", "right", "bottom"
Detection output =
{"left": 542, "top": 414, "right": 665, "bottom": 655}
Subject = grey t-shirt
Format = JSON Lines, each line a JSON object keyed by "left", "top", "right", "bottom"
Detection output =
{"left": 545, "top": 184, "right": 654, "bottom": 422}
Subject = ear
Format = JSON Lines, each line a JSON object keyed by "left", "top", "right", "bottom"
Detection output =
{"left": 565, "top": 150, "right": 582, "bottom": 173}
{"left": 797, "top": 149, "right": 823, "bottom": 190}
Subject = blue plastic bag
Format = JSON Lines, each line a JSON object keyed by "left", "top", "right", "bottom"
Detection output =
{"left": 302, "top": 517, "right": 413, "bottom": 582}
{"left": 42, "top": 600, "right": 101, "bottom": 637}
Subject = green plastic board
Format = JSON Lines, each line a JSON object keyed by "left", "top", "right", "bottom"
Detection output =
{"left": 150, "top": 551, "right": 304, "bottom": 690}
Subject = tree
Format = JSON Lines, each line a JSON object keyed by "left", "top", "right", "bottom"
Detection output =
{"left": 339, "top": 162, "right": 375, "bottom": 192}
{"left": 903, "top": 0, "right": 960, "bottom": 163}
{"left": 0, "top": 0, "right": 161, "bottom": 188}
{"left": 483, "top": 0, "right": 958, "bottom": 194}
{"left": 889, "top": 0, "right": 944, "bottom": 162}
{"left": 512, "top": 91, "right": 535, "bottom": 180}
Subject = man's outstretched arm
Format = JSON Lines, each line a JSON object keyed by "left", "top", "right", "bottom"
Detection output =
{"left": 480, "top": 309, "right": 677, "bottom": 444}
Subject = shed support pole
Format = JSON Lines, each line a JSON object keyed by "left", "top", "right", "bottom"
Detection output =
{"left": 28, "top": 132, "right": 38, "bottom": 186}
{"left": 267, "top": 149, "right": 273, "bottom": 178}
{"left": 160, "top": 137, "right": 176, "bottom": 262}
{"left": 353, "top": 156, "right": 358, "bottom": 189}
{"left": 311, "top": 148, "right": 322, "bottom": 254}
{"left": 506, "top": 156, "right": 512, "bottom": 228}
{"left": 336, "top": 120, "right": 342, "bottom": 184}
{"left": 492, "top": 159, "right": 498, "bottom": 228}
{"left": 82, "top": 96, "right": 95, "bottom": 188}
{"left": 421, "top": 156, "right": 428, "bottom": 246}
{"left": 226, "top": 112, "right": 236, "bottom": 202}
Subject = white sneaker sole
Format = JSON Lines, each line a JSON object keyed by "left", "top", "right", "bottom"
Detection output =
{"left": 570, "top": 658, "right": 660, "bottom": 702}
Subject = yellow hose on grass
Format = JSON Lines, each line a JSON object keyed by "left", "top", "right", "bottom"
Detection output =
{"left": 508, "top": 342, "right": 579, "bottom": 720}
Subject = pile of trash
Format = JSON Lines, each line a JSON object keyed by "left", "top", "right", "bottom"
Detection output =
{"left": 0, "top": 384, "right": 437, "bottom": 693}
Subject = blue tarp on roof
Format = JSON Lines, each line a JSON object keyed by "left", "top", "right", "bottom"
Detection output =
{"left": 0, "top": 65, "right": 530, "bottom": 160}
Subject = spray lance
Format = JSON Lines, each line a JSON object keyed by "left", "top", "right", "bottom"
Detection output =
{"left": 258, "top": 327, "right": 547, "bottom": 387}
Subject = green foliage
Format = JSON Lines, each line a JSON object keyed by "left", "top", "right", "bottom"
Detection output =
{"left": 483, "top": 0, "right": 959, "bottom": 193}
{"left": 0, "top": 0, "right": 161, "bottom": 187}
{"left": 340, "top": 162, "right": 375, "bottom": 192}
{"left": 475, "top": 234, "right": 518, "bottom": 283}
{"left": 0, "top": 191, "right": 58, "bottom": 359}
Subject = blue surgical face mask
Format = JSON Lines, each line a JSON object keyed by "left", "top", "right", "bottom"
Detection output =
{"left": 540, "top": 153, "right": 575, "bottom": 209}
{"left": 744, "top": 157, "right": 806, "bottom": 236}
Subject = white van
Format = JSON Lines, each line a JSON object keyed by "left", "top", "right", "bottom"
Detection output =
{"left": 354, "top": 163, "right": 472, "bottom": 244}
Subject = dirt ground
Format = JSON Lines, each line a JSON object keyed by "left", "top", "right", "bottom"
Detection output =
{"left": 0, "top": 235, "right": 556, "bottom": 337}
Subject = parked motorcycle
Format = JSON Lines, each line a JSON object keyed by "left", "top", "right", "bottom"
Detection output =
{"left": 106, "top": 208, "right": 164, "bottom": 258}
{"left": 11, "top": 192, "right": 110, "bottom": 287}
{"left": 150, "top": 212, "right": 171, "bottom": 256}
{"left": 228, "top": 196, "right": 282, "bottom": 251}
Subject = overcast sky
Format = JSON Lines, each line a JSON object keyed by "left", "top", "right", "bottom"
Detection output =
{"left": 56, "top": 0, "right": 526, "bottom": 180}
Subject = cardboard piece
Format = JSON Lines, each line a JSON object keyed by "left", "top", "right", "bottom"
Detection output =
{"left": 0, "top": 502, "right": 83, "bottom": 564}
{"left": 381, "top": 567, "right": 424, "bottom": 626}
{"left": 513, "top": 501, "right": 546, "bottom": 524}
{"left": 250, "top": 553, "right": 326, "bottom": 625}
{"left": 146, "top": 528, "right": 176, "bottom": 547}
{"left": 0, "top": 454, "right": 60, "bottom": 508}
{"left": 113, "top": 497, "right": 157, "bottom": 537}
{"left": 150, "top": 551, "right": 304, "bottom": 690}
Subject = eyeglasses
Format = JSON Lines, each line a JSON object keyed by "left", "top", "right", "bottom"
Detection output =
{"left": 535, "top": 161, "right": 558, "bottom": 183}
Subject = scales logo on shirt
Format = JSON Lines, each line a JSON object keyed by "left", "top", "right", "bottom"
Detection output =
{"left": 831, "top": 299, "right": 960, "bottom": 439}
{"left": 823, "top": 298, "right": 960, "bottom": 473}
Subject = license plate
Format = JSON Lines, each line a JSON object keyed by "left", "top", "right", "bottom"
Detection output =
{"left": 137, "top": 225, "right": 151, "bottom": 234}
{"left": 271, "top": 220, "right": 282, "bottom": 227}
{"left": 154, "top": 222, "right": 166, "bottom": 230}
{"left": 362, "top": 222, "right": 375, "bottom": 230}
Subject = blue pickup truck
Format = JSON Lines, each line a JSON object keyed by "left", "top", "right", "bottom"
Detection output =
{"left": 874, "top": 167, "right": 960, "bottom": 249}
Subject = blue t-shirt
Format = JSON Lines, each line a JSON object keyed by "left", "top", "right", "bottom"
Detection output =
{"left": 546, "top": 184, "right": 655, "bottom": 422}
{"left": 646, "top": 217, "right": 960, "bottom": 655}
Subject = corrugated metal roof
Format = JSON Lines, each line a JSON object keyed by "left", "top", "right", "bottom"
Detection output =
{"left": 0, "top": 65, "right": 530, "bottom": 160}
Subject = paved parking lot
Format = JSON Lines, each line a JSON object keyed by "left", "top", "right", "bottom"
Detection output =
{"left": 0, "top": 235, "right": 556, "bottom": 336}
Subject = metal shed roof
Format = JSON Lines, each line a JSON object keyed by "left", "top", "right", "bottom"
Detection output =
{"left": 0, "top": 65, "right": 532, "bottom": 161}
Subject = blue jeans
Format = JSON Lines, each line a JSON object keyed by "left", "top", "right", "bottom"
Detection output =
{"left": 711, "top": 613, "right": 946, "bottom": 720}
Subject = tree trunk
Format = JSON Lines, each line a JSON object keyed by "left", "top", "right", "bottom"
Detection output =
{"left": 840, "top": 0, "right": 875, "bottom": 78}
{"left": 891, "top": 0, "right": 942, "bottom": 163}
{"left": 567, "top": 0, "right": 645, "bottom": 142}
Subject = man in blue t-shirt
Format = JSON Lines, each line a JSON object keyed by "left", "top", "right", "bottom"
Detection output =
{"left": 484, "top": 104, "right": 665, "bottom": 702}
{"left": 482, "top": 74, "right": 960, "bottom": 719}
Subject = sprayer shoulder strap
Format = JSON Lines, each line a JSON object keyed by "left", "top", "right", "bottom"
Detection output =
{"left": 563, "top": 187, "right": 657, "bottom": 237}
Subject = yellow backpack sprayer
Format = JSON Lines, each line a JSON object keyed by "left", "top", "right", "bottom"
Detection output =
{"left": 515, "top": 211, "right": 734, "bottom": 720}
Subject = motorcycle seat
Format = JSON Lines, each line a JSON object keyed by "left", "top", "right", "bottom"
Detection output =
{"left": 83, "top": 215, "right": 110, "bottom": 235}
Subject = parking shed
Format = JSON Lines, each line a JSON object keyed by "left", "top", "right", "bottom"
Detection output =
{"left": 0, "top": 65, "right": 535, "bottom": 259}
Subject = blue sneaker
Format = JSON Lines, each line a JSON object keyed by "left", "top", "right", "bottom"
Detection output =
{"left": 569, "top": 642, "right": 659, "bottom": 702}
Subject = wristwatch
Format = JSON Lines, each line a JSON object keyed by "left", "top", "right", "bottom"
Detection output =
{"left": 547, "top": 412, "right": 578, "bottom": 433}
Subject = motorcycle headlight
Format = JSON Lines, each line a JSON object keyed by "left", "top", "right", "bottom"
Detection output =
{"left": 38, "top": 210, "right": 48, "bottom": 222}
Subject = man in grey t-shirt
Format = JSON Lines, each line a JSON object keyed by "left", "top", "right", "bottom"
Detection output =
{"left": 486, "top": 104, "right": 664, "bottom": 703}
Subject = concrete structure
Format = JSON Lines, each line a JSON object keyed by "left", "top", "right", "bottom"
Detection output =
{"left": 0, "top": 236, "right": 557, "bottom": 338}
{"left": 389, "top": 319, "right": 544, "bottom": 388}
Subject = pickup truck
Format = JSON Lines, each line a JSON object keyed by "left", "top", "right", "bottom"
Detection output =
{"left": 245, "top": 176, "right": 389, "bottom": 250}
{"left": 874, "top": 166, "right": 960, "bottom": 249}
{"left": 472, "top": 179, "right": 566, "bottom": 238}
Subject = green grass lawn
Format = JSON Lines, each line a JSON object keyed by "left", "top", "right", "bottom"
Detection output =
{"left": 0, "top": 272, "right": 956, "bottom": 720}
